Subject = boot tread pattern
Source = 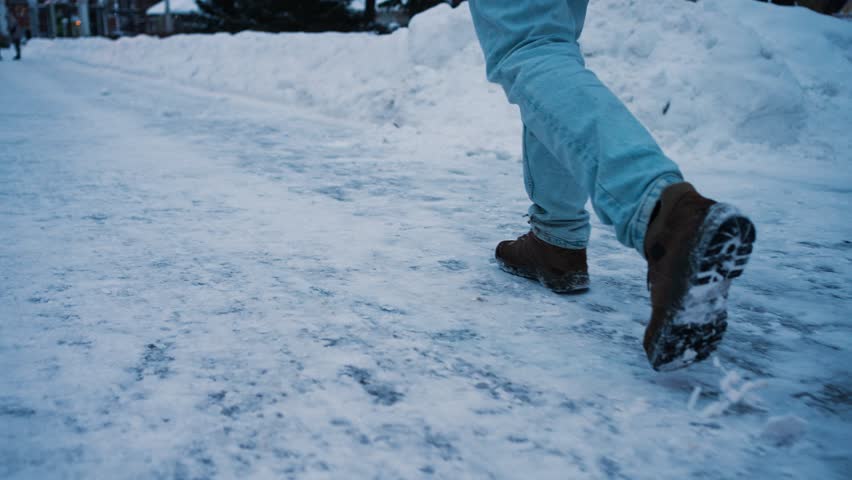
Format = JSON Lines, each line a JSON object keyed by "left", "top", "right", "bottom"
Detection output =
{"left": 650, "top": 205, "right": 756, "bottom": 371}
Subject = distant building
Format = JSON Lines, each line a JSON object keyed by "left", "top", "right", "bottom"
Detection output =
{"left": 3, "top": 0, "right": 160, "bottom": 38}
{"left": 96, "top": 0, "right": 161, "bottom": 37}
{"left": 4, "top": 0, "right": 34, "bottom": 39}
{"left": 145, "top": 0, "right": 210, "bottom": 36}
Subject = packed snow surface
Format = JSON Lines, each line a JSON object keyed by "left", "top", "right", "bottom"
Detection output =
{"left": 3, "top": 1, "right": 852, "bottom": 479}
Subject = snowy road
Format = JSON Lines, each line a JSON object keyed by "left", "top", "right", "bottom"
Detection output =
{"left": 1, "top": 59, "right": 850, "bottom": 479}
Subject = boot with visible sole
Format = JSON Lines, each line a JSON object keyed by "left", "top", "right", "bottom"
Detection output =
{"left": 496, "top": 231, "right": 590, "bottom": 293}
{"left": 643, "top": 182, "right": 756, "bottom": 371}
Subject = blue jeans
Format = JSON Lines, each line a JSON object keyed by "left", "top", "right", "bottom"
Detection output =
{"left": 469, "top": 0, "right": 683, "bottom": 255}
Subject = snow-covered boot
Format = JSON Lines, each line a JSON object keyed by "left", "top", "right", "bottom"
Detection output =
{"left": 495, "top": 231, "right": 590, "bottom": 293}
{"left": 643, "top": 182, "right": 756, "bottom": 371}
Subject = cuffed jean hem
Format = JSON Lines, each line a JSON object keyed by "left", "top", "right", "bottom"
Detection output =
{"left": 531, "top": 224, "right": 589, "bottom": 250}
{"left": 628, "top": 173, "right": 683, "bottom": 257}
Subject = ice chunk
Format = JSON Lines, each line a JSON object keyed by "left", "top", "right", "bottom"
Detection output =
{"left": 760, "top": 415, "right": 807, "bottom": 447}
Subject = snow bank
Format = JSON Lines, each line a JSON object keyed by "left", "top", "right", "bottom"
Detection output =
{"left": 27, "top": 0, "right": 852, "bottom": 162}
{"left": 27, "top": 3, "right": 492, "bottom": 132}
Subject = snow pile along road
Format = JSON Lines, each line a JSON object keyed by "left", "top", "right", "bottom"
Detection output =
{"left": 27, "top": 0, "right": 852, "bottom": 159}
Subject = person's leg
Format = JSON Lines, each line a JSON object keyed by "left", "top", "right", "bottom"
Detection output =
{"left": 13, "top": 39, "right": 21, "bottom": 59}
{"left": 469, "top": 0, "right": 683, "bottom": 255}
{"left": 471, "top": 0, "right": 757, "bottom": 371}
{"left": 495, "top": 124, "right": 591, "bottom": 294}
{"left": 519, "top": 1, "right": 590, "bottom": 250}
{"left": 523, "top": 126, "right": 590, "bottom": 249}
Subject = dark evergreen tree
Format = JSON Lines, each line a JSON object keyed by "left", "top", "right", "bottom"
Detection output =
{"left": 365, "top": 0, "right": 376, "bottom": 22}
{"left": 377, "top": 0, "right": 402, "bottom": 9}
{"left": 197, "top": 0, "right": 362, "bottom": 33}
{"left": 377, "top": 0, "right": 464, "bottom": 16}
{"left": 404, "top": 0, "right": 444, "bottom": 15}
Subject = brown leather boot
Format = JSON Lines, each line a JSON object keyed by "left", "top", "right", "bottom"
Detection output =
{"left": 643, "top": 182, "right": 756, "bottom": 371}
{"left": 495, "top": 231, "right": 590, "bottom": 293}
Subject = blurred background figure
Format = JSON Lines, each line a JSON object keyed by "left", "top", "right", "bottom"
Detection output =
{"left": 3, "top": 9, "right": 22, "bottom": 60}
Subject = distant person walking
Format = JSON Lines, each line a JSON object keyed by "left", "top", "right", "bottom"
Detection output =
{"left": 468, "top": 0, "right": 756, "bottom": 371}
{"left": 3, "top": 11, "right": 22, "bottom": 60}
